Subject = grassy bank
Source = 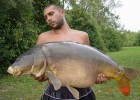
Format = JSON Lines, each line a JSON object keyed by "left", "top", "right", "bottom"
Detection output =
{"left": 0, "top": 46, "right": 140, "bottom": 100}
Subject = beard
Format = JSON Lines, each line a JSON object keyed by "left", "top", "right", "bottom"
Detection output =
{"left": 51, "top": 17, "right": 64, "bottom": 30}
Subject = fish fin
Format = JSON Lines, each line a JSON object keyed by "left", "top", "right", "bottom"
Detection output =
{"left": 16, "top": 71, "right": 22, "bottom": 76}
{"left": 14, "top": 71, "right": 22, "bottom": 77}
{"left": 121, "top": 66, "right": 139, "bottom": 80}
{"left": 30, "top": 65, "right": 35, "bottom": 74}
{"left": 36, "top": 59, "right": 47, "bottom": 77}
{"left": 46, "top": 71, "right": 61, "bottom": 90}
{"left": 116, "top": 76, "right": 130, "bottom": 96}
{"left": 66, "top": 85, "right": 79, "bottom": 100}
{"left": 48, "top": 64, "right": 57, "bottom": 75}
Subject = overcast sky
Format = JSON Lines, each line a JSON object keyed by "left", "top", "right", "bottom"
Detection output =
{"left": 114, "top": 0, "right": 140, "bottom": 32}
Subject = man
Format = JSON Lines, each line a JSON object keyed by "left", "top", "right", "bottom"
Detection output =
{"left": 34, "top": 3, "right": 107, "bottom": 100}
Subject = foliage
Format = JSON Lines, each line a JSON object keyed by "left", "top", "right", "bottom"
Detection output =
{"left": 66, "top": 0, "right": 122, "bottom": 51}
{"left": 121, "top": 30, "right": 140, "bottom": 47}
{"left": 102, "top": 28, "right": 123, "bottom": 51}
{"left": 66, "top": 5, "right": 104, "bottom": 50}
{"left": 136, "top": 32, "right": 140, "bottom": 46}
{"left": 0, "top": 0, "right": 38, "bottom": 74}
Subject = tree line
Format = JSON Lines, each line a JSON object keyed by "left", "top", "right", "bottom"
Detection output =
{"left": 0, "top": 0, "right": 140, "bottom": 74}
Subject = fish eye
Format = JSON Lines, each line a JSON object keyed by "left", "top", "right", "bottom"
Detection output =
{"left": 22, "top": 57, "right": 25, "bottom": 60}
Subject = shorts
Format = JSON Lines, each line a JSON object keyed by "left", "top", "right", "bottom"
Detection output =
{"left": 41, "top": 83, "right": 96, "bottom": 100}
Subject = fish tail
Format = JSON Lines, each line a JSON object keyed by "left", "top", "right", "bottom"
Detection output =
{"left": 116, "top": 76, "right": 130, "bottom": 96}
{"left": 116, "top": 66, "right": 139, "bottom": 96}
{"left": 121, "top": 66, "right": 139, "bottom": 80}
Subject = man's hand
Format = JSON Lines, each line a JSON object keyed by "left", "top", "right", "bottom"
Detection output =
{"left": 31, "top": 74, "right": 49, "bottom": 82}
{"left": 95, "top": 73, "right": 108, "bottom": 84}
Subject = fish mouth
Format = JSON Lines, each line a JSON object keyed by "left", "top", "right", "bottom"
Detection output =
{"left": 7, "top": 66, "right": 14, "bottom": 74}
{"left": 7, "top": 66, "right": 22, "bottom": 76}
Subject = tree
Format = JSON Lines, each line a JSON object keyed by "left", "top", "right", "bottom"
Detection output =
{"left": 122, "top": 30, "right": 139, "bottom": 47}
{"left": 66, "top": 4, "right": 105, "bottom": 50}
{"left": 65, "top": 0, "right": 122, "bottom": 51}
{"left": 137, "top": 32, "right": 140, "bottom": 46}
{"left": 103, "top": 28, "right": 123, "bottom": 51}
{"left": 0, "top": 0, "right": 38, "bottom": 74}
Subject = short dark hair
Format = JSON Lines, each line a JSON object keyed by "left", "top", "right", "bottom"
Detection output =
{"left": 44, "top": 3, "right": 63, "bottom": 11}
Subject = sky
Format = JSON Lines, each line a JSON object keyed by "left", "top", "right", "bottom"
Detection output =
{"left": 114, "top": 0, "right": 140, "bottom": 32}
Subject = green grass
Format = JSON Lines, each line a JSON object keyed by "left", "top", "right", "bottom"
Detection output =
{"left": 0, "top": 75, "right": 46, "bottom": 100}
{"left": 0, "top": 46, "right": 140, "bottom": 100}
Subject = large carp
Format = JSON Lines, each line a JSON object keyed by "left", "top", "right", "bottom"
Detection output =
{"left": 7, "top": 42, "right": 139, "bottom": 99}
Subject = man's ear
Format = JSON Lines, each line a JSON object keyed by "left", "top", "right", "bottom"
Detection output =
{"left": 61, "top": 9, "right": 65, "bottom": 15}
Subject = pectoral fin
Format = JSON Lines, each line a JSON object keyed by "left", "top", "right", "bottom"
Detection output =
{"left": 46, "top": 71, "right": 61, "bottom": 90}
{"left": 36, "top": 59, "right": 47, "bottom": 77}
{"left": 30, "top": 64, "right": 34, "bottom": 73}
{"left": 116, "top": 76, "right": 130, "bottom": 96}
{"left": 66, "top": 85, "right": 79, "bottom": 100}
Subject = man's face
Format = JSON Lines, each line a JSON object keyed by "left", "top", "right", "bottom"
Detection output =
{"left": 44, "top": 6, "right": 64, "bottom": 29}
